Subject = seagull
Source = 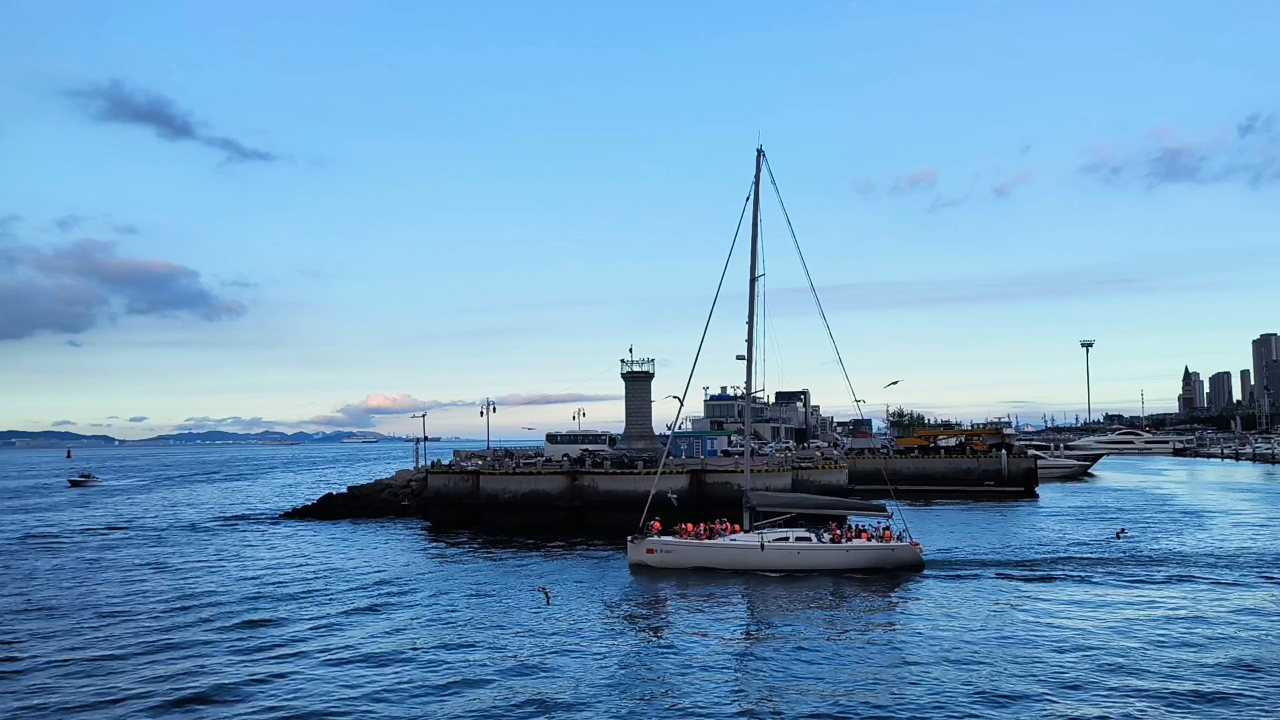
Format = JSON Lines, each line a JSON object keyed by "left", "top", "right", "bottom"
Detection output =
{"left": 1115, "top": 528, "right": 1128, "bottom": 540}
{"left": 667, "top": 490, "right": 679, "bottom": 507}
{"left": 883, "top": 380, "right": 903, "bottom": 389}
{"left": 521, "top": 427, "right": 537, "bottom": 431}
{"left": 537, "top": 587, "right": 551, "bottom": 605}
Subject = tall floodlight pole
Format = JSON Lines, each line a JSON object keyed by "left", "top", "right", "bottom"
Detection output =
{"left": 411, "top": 412, "right": 427, "bottom": 468}
{"left": 1080, "top": 340, "right": 1096, "bottom": 424}
{"left": 572, "top": 407, "right": 586, "bottom": 431}
{"left": 480, "top": 398, "right": 497, "bottom": 450}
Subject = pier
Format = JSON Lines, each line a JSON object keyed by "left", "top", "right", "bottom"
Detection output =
{"left": 282, "top": 452, "right": 1037, "bottom": 529}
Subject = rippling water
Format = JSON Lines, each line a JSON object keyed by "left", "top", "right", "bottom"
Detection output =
{"left": 2, "top": 444, "right": 1279, "bottom": 718}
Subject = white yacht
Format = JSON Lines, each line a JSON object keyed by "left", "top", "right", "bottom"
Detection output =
{"left": 1066, "top": 430, "right": 1190, "bottom": 455}
{"left": 628, "top": 147, "right": 924, "bottom": 574}
{"left": 627, "top": 492, "right": 924, "bottom": 572}
{"left": 1016, "top": 440, "right": 1106, "bottom": 467}
{"left": 340, "top": 434, "right": 379, "bottom": 444}
{"left": 1028, "top": 449, "right": 1091, "bottom": 480}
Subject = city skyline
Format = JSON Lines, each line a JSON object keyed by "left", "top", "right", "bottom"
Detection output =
{"left": 3, "top": 2, "right": 1279, "bottom": 439}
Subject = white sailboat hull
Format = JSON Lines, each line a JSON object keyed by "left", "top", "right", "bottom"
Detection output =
{"left": 627, "top": 534, "right": 924, "bottom": 572}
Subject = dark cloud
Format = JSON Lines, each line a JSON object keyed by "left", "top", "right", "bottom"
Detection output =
{"left": 66, "top": 339, "right": 84, "bottom": 347}
{"left": 890, "top": 169, "right": 939, "bottom": 194}
{"left": 89, "top": 423, "right": 108, "bottom": 427}
{"left": 63, "top": 79, "right": 278, "bottom": 164}
{"left": 926, "top": 193, "right": 968, "bottom": 212}
{"left": 51, "top": 420, "right": 76, "bottom": 427}
{"left": 106, "top": 416, "right": 119, "bottom": 419}
{"left": 1080, "top": 112, "right": 1280, "bottom": 188}
{"left": 0, "top": 214, "right": 21, "bottom": 240}
{"left": 0, "top": 236, "right": 247, "bottom": 340}
{"left": 852, "top": 178, "right": 878, "bottom": 196}
{"left": 992, "top": 171, "right": 1035, "bottom": 198}
{"left": 112, "top": 223, "right": 140, "bottom": 236}
{"left": 128, "top": 416, "right": 148, "bottom": 423}
{"left": 1237, "top": 112, "right": 1276, "bottom": 140}
{"left": 175, "top": 416, "right": 285, "bottom": 432}
{"left": 54, "top": 214, "right": 84, "bottom": 233}
{"left": 309, "top": 391, "right": 622, "bottom": 428}
{"left": 221, "top": 279, "right": 258, "bottom": 289}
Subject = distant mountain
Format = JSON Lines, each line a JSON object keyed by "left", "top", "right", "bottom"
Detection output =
{"left": 1, "top": 429, "right": 397, "bottom": 447}
{"left": 1, "top": 430, "right": 121, "bottom": 445}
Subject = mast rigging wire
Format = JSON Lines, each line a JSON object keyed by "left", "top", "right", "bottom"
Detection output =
{"left": 761, "top": 153, "right": 865, "bottom": 419}
{"left": 637, "top": 179, "right": 756, "bottom": 531}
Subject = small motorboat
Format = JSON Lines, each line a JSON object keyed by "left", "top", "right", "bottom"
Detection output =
{"left": 1028, "top": 449, "right": 1091, "bottom": 480}
{"left": 67, "top": 472, "right": 100, "bottom": 487}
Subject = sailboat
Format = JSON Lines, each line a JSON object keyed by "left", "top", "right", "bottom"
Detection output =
{"left": 627, "top": 147, "right": 924, "bottom": 572}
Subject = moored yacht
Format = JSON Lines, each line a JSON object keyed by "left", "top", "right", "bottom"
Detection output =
{"left": 1066, "top": 429, "right": 1190, "bottom": 455}
{"left": 1028, "top": 449, "right": 1091, "bottom": 479}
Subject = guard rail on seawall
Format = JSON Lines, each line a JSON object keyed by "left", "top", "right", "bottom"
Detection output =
{"left": 282, "top": 454, "right": 1038, "bottom": 529}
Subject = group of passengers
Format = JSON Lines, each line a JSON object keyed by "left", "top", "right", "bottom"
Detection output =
{"left": 824, "top": 521, "right": 901, "bottom": 544}
{"left": 676, "top": 518, "right": 741, "bottom": 540}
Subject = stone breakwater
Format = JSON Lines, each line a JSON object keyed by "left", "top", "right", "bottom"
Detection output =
{"left": 282, "top": 455, "right": 1037, "bottom": 529}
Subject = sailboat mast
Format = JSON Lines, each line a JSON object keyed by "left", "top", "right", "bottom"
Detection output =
{"left": 743, "top": 146, "right": 763, "bottom": 494}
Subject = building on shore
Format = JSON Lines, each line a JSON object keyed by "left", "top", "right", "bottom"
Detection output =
{"left": 1178, "top": 366, "right": 1205, "bottom": 413}
{"left": 1241, "top": 369, "right": 1253, "bottom": 408}
{"left": 1253, "top": 333, "right": 1279, "bottom": 429}
{"left": 1208, "top": 371, "right": 1234, "bottom": 413}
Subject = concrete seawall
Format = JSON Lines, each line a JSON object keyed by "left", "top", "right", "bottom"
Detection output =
{"left": 283, "top": 456, "right": 1036, "bottom": 528}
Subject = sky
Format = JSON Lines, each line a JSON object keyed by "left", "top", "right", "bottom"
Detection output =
{"left": 1, "top": 1, "right": 1277, "bottom": 439}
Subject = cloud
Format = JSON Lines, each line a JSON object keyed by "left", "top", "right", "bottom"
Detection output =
{"left": 0, "top": 236, "right": 246, "bottom": 340}
{"left": 128, "top": 416, "right": 148, "bottom": 423}
{"left": 54, "top": 214, "right": 84, "bottom": 233}
{"left": 853, "top": 178, "right": 877, "bottom": 196}
{"left": 106, "top": 415, "right": 119, "bottom": 419}
{"left": 308, "top": 391, "right": 622, "bottom": 428}
{"left": 175, "top": 416, "right": 285, "bottom": 432}
{"left": 221, "top": 279, "right": 257, "bottom": 289}
{"left": 89, "top": 423, "right": 109, "bottom": 427}
{"left": 66, "top": 339, "right": 84, "bottom": 347}
{"left": 309, "top": 393, "right": 447, "bottom": 428}
{"left": 0, "top": 214, "right": 20, "bottom": 240}
{"left": 490, "top": 392, "right": 621, "bottom": 407}
{"left": 926, "top": 193, "right": 968, "bottom": 212}
{"left": 890, "top": 168, "right": 939, "bottom": 194}
{"left": 1080, "top": 112, "right": 1280, "bottom": 188}
{"left": 51, "top": 420, "right": 76, "bottom": 427}
{"left": 63, "top": 79, "right": 278, "bottom": 164}
{"left": 992, "top": 171, "right": 1035, "bottom": 197}
{"left": 112, "top": 223, "right": 140, "bottom": 236}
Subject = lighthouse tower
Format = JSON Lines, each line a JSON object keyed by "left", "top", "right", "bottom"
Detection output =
{"left": 617, "top": 354, "right": 661, "bottom": 451}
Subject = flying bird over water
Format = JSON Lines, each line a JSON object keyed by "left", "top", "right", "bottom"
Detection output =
{"left": 537, "top": 587, "right": 551, "bottom": 605}
{"left": 883, "top": 380, "right": 903, "bottom": 389}
{"left": 521, "top": 427, "right": 537, "bottom": 431}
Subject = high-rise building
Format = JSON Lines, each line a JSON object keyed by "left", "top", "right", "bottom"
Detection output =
{"left": 1254, "top": 333, "right": 1280, "bottom": 429}
{"left": 1241, "top": 369, "right": 1253, "bottom": 408}
{"left": 1178, "top": 366, "right": 1205, "bottom": 414}
{"left": 1208, "top": 371, "right": 1233, "bottom": 412}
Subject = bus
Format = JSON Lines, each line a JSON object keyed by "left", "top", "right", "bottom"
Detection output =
{"left": 544, "top": 431, "right": 618, "bottom": 460}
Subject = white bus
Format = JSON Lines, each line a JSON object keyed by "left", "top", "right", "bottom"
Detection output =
{"left": 544, "top": 431, "right": 618, "bottom": 460}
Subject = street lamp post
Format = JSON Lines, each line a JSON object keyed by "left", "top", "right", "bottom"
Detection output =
{"left": 410, "top": 411, "right": 427, "bottom": 468}
{"left": 480, "top": 398, "right": 497, "bottom": 450}
{"left": 1080, "top": 340, "right": 1096, "bottom": 425}
{"left": 572, "top": 407, "right": 586, "bottom": 431}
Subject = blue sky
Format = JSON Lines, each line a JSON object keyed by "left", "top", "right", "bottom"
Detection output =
{"left": 1, "top": 1, "right": 1277, "bottom": 439}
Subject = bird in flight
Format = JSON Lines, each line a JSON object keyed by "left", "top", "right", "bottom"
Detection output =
{"left": 521, "top": 426, "right": 537, "bottom": 431}
{"left": 883, "top": 380, "right": 903, "bottom": 389}
{"left": 538, "top": 587, "right": 551, "bottom": 605}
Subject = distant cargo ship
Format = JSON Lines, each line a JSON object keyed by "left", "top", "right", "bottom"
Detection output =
{"left": 340, "top": 435, "right": 379, "bottom": 444}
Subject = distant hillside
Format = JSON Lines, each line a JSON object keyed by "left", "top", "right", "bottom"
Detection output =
{"left": 2, "top": 429, "right": 395, "bottom": 446}
{"left": 0, "top": 430, "right": 121, "bottom": 444}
